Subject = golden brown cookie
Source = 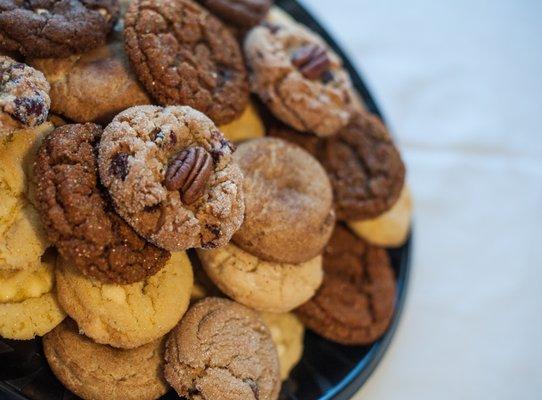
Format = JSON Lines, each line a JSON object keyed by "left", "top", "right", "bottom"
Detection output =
{"left": 55, "top": 251, "right": 193, "bottom": 349}
{"left": 43, "top": 319, "right": 168, "bottom": 400}
{"left": 164, "top": 297, "right": 281, "bottom": 400}
{"left": 219, "top": 101, "right": 265, "bottom": 142}
{"left": 198, "top": 243, "right": 323, "bottom": 313}
{"left": 233, "top": 137, "right": 335, "bottom": 264}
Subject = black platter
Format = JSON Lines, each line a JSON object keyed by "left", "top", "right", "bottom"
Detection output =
{"left": 0, "top": 0, "right": 412, "bottom": 399}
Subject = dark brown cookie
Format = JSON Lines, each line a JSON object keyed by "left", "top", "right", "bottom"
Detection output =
{"left": 34, "top": 123, "right": 170, "bottom": 284}
{"left": 269, "top": 111, "right": 406, "bottom": 221}
{"left": 197, "top": 0, "right": 271, "bottom": 28}
{"left": 295, "top": 224, "right": 396, "bottom": 345}
{"left": 0, "top": 0, "right": 120, "bottom": 58}
{"left": 124, "top": 0, "right": 249, "bottom": 125}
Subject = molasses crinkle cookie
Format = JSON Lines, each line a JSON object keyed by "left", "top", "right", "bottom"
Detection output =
{"left": 99, "top": 105, "right": 244, "bottom": 251}
{"left": 0, "top": 0, "right": 120, "bottom": 58}
{"left": 244, "top": 9, "right": 354, "bottom": 137}
{"left": 0, "top": 56, "right": 50, "bottom": 133}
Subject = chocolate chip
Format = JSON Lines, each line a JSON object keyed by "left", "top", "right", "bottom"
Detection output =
{"left": 321, "top": 70, "right": 334, "bottom": 84}
{"left": 13, "top": 97, "right": 45, "bottom": 125}
{"left": 217, "top": 65, "right": 234, "bottom": 85}
{"left": 291, "top": 44, "right": 331, "bottom": 80}
{"left": 110, "top": 153, "right": 130, "bottom": 180}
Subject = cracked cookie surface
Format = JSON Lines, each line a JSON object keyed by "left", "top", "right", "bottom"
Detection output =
{"left": 244, "top": 8, "right": 353, "bottom": 137}
{"left": 197, "top": 243, "right": 323, "bottom": 313}
{"left": 164, "top": 297, "right": 280, "bottom": 400}
{"left": 55, "top": 251, "right": 193, "bottom": 348}
{"left": 124, "top": 0, "right": 248, "bottom": 124}
{"left": 43, "top": 319, "right": 168, "bottom": 400}
{"left": 270, "top": 112, "right": 406, "bottom": 221}
{"left": 98, "top": 105, "right": 245, "bottom": 251}
{"left": 34, "top": 123, "right": 170, "bottom": 284}
{"left": 0, "top": 0, "right": 120, "bottom": 58}
{"left": 296, "top": 224, "right": 396, "bottom": 345}
{"left": 233, "top": 137, "right": 334, "bottom": 264}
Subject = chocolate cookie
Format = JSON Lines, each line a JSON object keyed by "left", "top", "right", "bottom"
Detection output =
{"left": 0, "top": 56, "right": 50, "bottom": 133}
{"left": 270, "top": 112, "right": 406, "bottom": 220}
{"left": 124, "top": 0, "right": 248, "bottom": 125}
{"left": 98, "top": 105, "right": 245, "bottom": 251}
{"left": 198, "top": 0, "right": 271, "bottom": 28}
{"left": 164, "top": 297, "right": 281, "bottom": 400}
{"left": 296, "top": 224, "right": 396, "bottom": 345}
{"left": 233, "top": 137, "right": 335, "bottom": 264}
{"left": 34, "top": 123, "right": 170, "bottom": 284}
{"left": 244, "top": 8, "right": 354, "bottom": 136}
{"left": 0, "top": 0, "right": 120, "bottom": 58}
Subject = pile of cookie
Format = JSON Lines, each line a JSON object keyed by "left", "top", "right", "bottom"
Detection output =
{"left": 0, "top": 0, "right": 411, "bottom": 399}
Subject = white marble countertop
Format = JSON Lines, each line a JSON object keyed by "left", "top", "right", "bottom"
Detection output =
{"left": 298, "top": 1, "right": 542, "bottom": 399}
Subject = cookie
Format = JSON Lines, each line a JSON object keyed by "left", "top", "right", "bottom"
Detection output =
{"left": 43, "top": 319, "right": 168, "bottom": 400}
{"left": 197, "top": 243, "right": 323, "bottom": 313}
{"left": 55, "top": 251, "right": 193, "bottom": 348}
{"left": 233, "top": 137, "right": 334, "bottom": 264}
{"left": 269, "top": 112, "right": 406, "bottom": 220}
{"left": 296, "top": 225, "right": 396, "bottom": 345}
{"left": 0, "top": 122, "right": 53, "bottom": 271}
{"left": 197, "top": 0, "right": 271, "bottom": 28}
{"left": 124, "top": 0, "right": 248, "bottom": 125}
{"left": 219, "top": 100, "right": 265, "bottom": 143}
{"left": 0, "top": 56, "right": 50, "bottom": 134}
{"left": 0, "top": 251, "right": 54, "bottom": 303}
{"left": 259, "top": 312, "right": 304, "bottom": 380}
{"left": 98, "top": 105, "right": 245, "bottom": 251}
{"left": 164, "top": 297, "right": 280, "bottom": 400}
{"left": 30, "top": 32, "right": 150, "bottom": 124}
{"left": 348, "top": 185, "right": 412, "bottom": 247}
{"left": 0, "top": 0, "right": 120, "bottom": 58}
{"left": 34, "top": 123, "right": 169, "bottom": 284}
{"left": 189, "top": 250, "right": 223, "bottom": 301}
{"left": 244, "top": 9, "right": 354, "bottom": 137}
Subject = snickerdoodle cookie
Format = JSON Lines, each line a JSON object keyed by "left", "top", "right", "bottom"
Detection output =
{"left": 55, "top": 251, "right": 193, "bottom": 349}
{"left": 99, "top": 105, "right": 244, "bottom": 251}
{"left": 43, "top": 319, "right": 168, "bottom": 400}
{"left": 233, "top": 137, "right": 334, "bottom": 264}
{"left": 164, "top": 297, "right": 280, "bottom": 400}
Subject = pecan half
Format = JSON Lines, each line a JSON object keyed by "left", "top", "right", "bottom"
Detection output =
{"left": 291, "top": 44, "right": 331, "bottom": 80}
{"left": 165, "top": 147, "right": 214, "bottom": 205}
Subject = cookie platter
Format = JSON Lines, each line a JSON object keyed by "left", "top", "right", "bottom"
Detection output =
{"left": 0, "top": 0, "right": 412, "bottom": 399}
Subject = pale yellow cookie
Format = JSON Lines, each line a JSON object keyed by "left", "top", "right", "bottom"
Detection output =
{"left": 0, "top": 122, "right": 53, "bottom": 271}
{"left": 0, "top": 250, "right": 54, "bottom": 303}
{"left": 56, "top": 252, "right": 193, "bottom": 349}
{"left": 348, "top": 186, "right": 413, "bottom": 247}
{"left": 219, "top": 101, "right": 265, "bottom": 142}
{"left": 197, "top": 243, "right": 323, "bottom": 313}
{"left": 260, "top": 312, "right": 304, "bottom": 380}
{"left": 0, "top": 291, "right": 66, "bottom": 340}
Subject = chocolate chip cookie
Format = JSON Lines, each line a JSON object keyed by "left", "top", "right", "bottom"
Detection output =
{"left": 124, "top": 0, "right": 248, "bottom": 125}
{"left": 198, "top": 0, "right": 272, "bottom": 28}
{"left": 34, "top": 123, "right": 170, "bottom": 284}
{"left": 270, "top": 112, "right": 406, "bottom": 220}
{"left": 296, "top": 224, "right": 396, "bottom": 345}
{"left": 244, "top": 8, "right": 354, "bottom": 136}
{"left": 0, "top": 0, "right": 120, "bottom": 58}
{"left": 164, "top": 297, "right": 281, "bottom": 400}
{"left": 0, "top": 56, "right": 50, "bottom": 134}
{"left": 233, "top": 137, "right": 335, "bottom": 264}
{"left": 98, "top": 105, "right": 245, "bottom": 251}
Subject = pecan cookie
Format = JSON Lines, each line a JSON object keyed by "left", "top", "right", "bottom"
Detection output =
{"left": 233, "top": 137, "right": 334, "bottom": 264}
{"left": 296, "top": 224, "right": 396, "bottom": 345}
{"left": 124, "top": 0, "right": 248, "bottom": 125}
{"left": 34, "top": 123, "right": 170, "bottom": 284}
{"left": 0, "top": 56, "right": 50, "bottom": 134}
{"left": 270, "top": 112, "right": 406, "bottom": 220}
{"left": 0, "top": 0, "right": 120, "bottom": 58}
{"left": 197, "top": 0, "right": 272, "bottom": 28}
{"left": 244, "top": 9, "right": 354, "bottom": 137}
{"left": 164, "top": 297, "right": 281, "bottom": 400}
{"left": 98, "top": 105, "right": 245, "bottom": 251}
